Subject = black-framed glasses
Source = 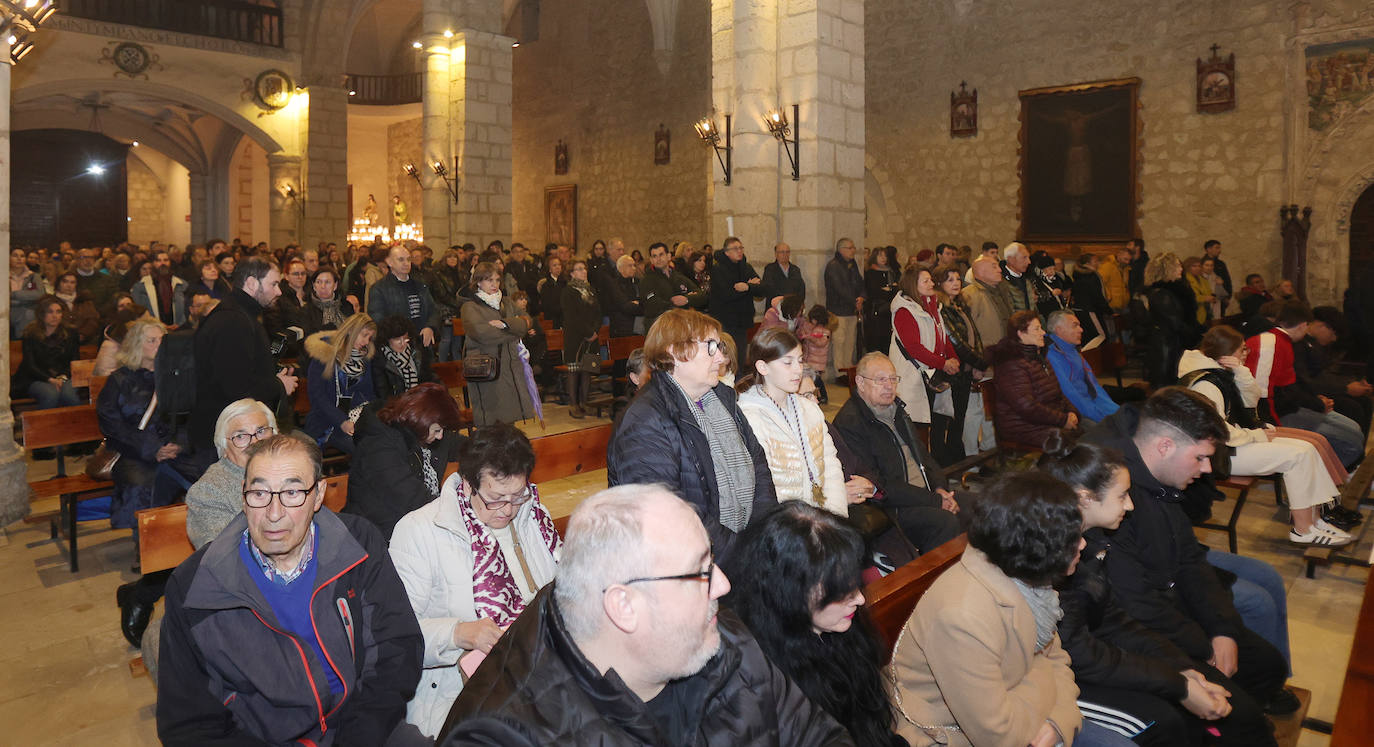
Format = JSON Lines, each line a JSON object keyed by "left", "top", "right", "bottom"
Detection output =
{"left": 475, "top": 486, "right": 533, "bottom": 512}
{"left": 695, "top": 338, "right": 723, "bottom": 356}
{"left": 229, "top": 426, "right": 274, "bottom": 448}
{"left": 612, "top": 550, "right": 716, "bottom": 596}
{"left": 243, "top": 480, "right": 320, "bottom": 509}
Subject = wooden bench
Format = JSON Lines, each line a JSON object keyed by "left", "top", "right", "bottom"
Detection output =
{"left": 1329, "top": 564, "right": 1374, "bottom": 745}
{"left": 863, "top": 535, "right": 967, "bottom": 662}
{"left": 20, "top": 405, "right": 114, "bottom": 572}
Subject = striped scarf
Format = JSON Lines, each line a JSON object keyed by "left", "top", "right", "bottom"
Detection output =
{"left": 668, "top": 376, "right": 755, "bottom": 532}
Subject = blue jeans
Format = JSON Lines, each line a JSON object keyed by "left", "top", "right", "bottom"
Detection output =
{"left": 1075, "top": 721, "right": 1139, "bottom": 747}
{"left": 27, "top": 379, "right": 79, "bottom": 409}
{"left": 1207, "top": 549, "right": 1291, "bottom": 673}
{"left": 1283, "top": 407, "right": 1365, "bottom": 467}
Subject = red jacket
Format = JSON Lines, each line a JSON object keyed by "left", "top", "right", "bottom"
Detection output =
{"left": 1243, "top": 329, "right": 1294, "bottom": 422}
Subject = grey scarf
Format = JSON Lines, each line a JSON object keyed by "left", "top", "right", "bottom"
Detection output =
{"left": 1012, "top": 578, "right": 1064, "bottom": 651}
{"left": 312, "top": 296, "right": 344, "bottom": 328}
{"left": 669, "top": 375, "right": 754, "bottom": 532}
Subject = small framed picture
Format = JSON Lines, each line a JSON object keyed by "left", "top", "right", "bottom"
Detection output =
{"left": 951, "top": 82, "right": 978, "bottom": 137}
{"left": 1197, "top": 45, "right": 1236, "bottom": 114}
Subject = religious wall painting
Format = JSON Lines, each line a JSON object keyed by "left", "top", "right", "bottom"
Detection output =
{"left": 1018, "top": 78, "right": 1140, "bottom": 242}
{"left": 1307, "top": 38, "right": 1374, "bottom": 131}
{"left": 655, "top": 124, "right": 671, "bottom": 165}
{"left": 950, "top": 82, "right": 977, "bottom": 137}
{"left": 1196, "top": 45, "right": 1235, "bottom": 114}
{"left": 545, "top": 184, "right": 577, "bottom": 249}
{"left": 554, "top": 139, "right": 569, "bottom": 175}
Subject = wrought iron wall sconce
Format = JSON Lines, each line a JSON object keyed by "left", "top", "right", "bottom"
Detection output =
{"left": 765, "top": 105, "right": 799, "bottom": 181}
{"left": 694, "top": 114, "right": 732, "bottom": 186}
{"left": 431, "top": 160, "right": 459, "bottom": 203}
{"left": 402, "top": 162, "right": 423, "bottom": 188}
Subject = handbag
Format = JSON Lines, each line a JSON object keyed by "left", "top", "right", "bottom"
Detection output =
{"left": 85, "top": 441, "right": 120, "bottom": 480}
{"left": 923, "top": 368, "right": 952, "bottom": 393}
{"left": 463, "top": 349, "right": 500, "bottom": 382}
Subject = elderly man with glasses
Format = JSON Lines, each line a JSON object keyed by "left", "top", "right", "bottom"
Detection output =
{"left": 831, "top": 352, "right": 963, "bottom": 555}
{"left": 439, "top": 484, "right": 851, "bottom": 746}
{"left": 158, "top": 433, "right": 423, "bottom": 746}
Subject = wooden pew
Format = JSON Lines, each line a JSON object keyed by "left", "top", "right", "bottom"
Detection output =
{"left": 450, "top": 317, "right": 466, "bottom": 337}
{"left": 138, "top": 504, "right": 195, "bottom": 574}
{"left": 89, "top": 376, "right": 108, "bottom": 403}
{"left": 1330, "top": 564, "right": 1374, "bottom": 746}
{"left": 862, "top": 535, "right": 967, "bottom": 662}
{"left": 20, "top": 405, "right": 114, "bottom": 571}
{"left": 70, "top": 359, "right": 97, "bottom": 390}
{"left": 530, "top": 423, "right": 613, "bottom": 484}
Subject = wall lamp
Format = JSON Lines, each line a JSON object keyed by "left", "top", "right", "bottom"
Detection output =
{"left": 765, "top": 105, "right": 799, "bottom": 181}
{"left": 402, "top": 162, "right": 423, "bottom": 189}
{"left": 431, "top": 159, "right": 459, "bottom": 203}
{"left": 694, "top": 114, "right": 731, "bottom": 186}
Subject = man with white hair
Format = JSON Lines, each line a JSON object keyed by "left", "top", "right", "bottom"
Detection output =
{"left": 1044, "top": 310, "right": 1120, "bottom": 426}
{"left": 185, "top": 398, "right": 280, "bottom": 548}
{"left": 440, "top": 485, "right": 851, "bottom": 746}
{"left": 999, "top": 241, "right": 1033, "bottom": 313}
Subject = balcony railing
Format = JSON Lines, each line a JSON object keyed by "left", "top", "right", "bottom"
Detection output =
{"left": 345, "top": 73, "right": 424, "bottom": 106}
{"left": 63, "top": 0, "right": 284, "bottom": 47}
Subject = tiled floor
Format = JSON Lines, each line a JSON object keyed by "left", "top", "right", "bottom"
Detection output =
{"left": 1, "top": 384, "right": 1366, "bottom": 745}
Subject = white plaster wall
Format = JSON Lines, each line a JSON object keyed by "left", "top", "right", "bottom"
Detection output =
{"left": 348, "top": 103, "right": 422, "bottom": 229}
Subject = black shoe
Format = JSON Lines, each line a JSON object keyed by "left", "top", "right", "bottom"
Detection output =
{"left": 1327, "top": 504, "right": 1364, "bottom": 525}
{"left": 1264, "top": 686, "right": 1301, "bottom": 716}
{"left": 118, "top": 582, "right": 152, "bottom": 649}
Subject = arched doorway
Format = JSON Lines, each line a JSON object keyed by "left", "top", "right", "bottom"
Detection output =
{"left": 1351, "top": 184, "right": 1374, "bottom": 285}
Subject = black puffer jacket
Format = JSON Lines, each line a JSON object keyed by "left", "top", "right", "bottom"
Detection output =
{"left": 606, "top": 375, "right": 777, "bottom": 557}
{"left": 343, "top": 402, "right": 464, "bottom": 539}
{"left": 1056, "top": 529, "right": 1192, "bottom": 700}
{"left": 1081, "top": 406, "right": 1245, "bottom": 660}
{"left": 708, "top": 250, "right": 764, "bottom": 328}
{"left": 440, "top": 586, "right": 853, "bottom": 746}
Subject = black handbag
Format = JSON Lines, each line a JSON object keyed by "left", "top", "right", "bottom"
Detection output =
{"left": 462, "top": 350, "right": 500, "bottom": 382}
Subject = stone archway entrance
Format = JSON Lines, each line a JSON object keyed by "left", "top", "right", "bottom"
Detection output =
{"left": 1351, "top": 184, "right": 1374, "bottom": 287}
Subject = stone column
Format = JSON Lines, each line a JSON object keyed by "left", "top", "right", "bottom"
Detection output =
{"left": 0, "top": 60, "right": 27, "bottom": 528}
{"left": 450, "top": 30, "right": 514, "bottom": 246}
{"left": 302, "top": 84, "right": 350, "bottom": 249}
{"left": 420, "top": 27, "right": 452, "bottom": 248}
{"left": 709, "top": 0, "right": 866, "bottom": 296}
{"left": 188, "top": 172, "right": 208, "bottom": 246}
{"left": 267, "top": 153, "right": 303, "bottom": 249}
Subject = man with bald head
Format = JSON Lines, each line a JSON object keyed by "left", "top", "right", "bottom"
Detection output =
{"left": 441, "top": 485, "right": 850, "bottom": 746}
{"left": 367, "top": 244, "right": 440, "bottom": 347}
{"left": 761, "top": 241, "right": 806, "bottom": 304}
{"left": 961, "top": 255, "right": 1013, "bottom": 347}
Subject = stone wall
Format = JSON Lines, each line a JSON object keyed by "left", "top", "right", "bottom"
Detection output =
{"left": 387, "top": 117, "right": 425, "bottom": 232}
{"left": 126, "top": 155, "right": 166, "bottom": 247}
{"left": 510, "top": 0, "right": 711, "bottom": 252}
{"left": 865, "top": 0, "right": 1295, "bottom": 292}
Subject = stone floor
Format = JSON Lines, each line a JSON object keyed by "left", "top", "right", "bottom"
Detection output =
{"left": 0, "top": 384, "right": 1367, "bottom": 744}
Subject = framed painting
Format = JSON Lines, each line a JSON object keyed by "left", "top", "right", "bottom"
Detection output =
{"left": 1197, "top": 45, "right": 1236, "bottom": 114}
{"left": 1018, "top": 78, "right": 1140, "bottom": 242}
{"left": 545, "top": 184, "right": 577, "bottom": 249}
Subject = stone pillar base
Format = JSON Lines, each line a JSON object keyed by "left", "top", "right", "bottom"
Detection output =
{"left": 0, "top": 448, "right": 28, "bottom": 527}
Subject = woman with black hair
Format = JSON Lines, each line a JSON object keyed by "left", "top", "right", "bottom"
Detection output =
{"left": 863, "top": 246, "right": 900, "bottom": 354}
{"left": 724, "top": 501, "right": 902, "bottom": 747}
{"left": 1041, "top": 441, "right": 1279, "bottom": 747}
{"left": 373, "top": 314, "right": 438, "bottom": 400}
{"left": 888, "top": 471, "right": 1097, "bottom": 747}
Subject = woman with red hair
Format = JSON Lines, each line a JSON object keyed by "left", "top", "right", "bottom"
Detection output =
{"left": 344, "top": 382, "right": 467, "bottom": 538}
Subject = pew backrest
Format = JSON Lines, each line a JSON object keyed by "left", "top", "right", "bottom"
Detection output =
{"left": 323, "top": 473, "right": 349, "bottom": 513}
{"left": 21, "top": 405, "right": 103, "bottom": 450}
{"left": 138, "top": 503, "right": 195, "bottom": 574}
{"left": 529, "top": 424, "right": 613, "bottom": 484}
{"left": 863, "top": 535, "right": 967, "bottom": 662}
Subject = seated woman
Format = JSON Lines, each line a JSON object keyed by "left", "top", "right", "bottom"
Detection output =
{"left": 96, "top": 318, "right": 179, "bottom": 529}
{"left": 988, "top": 310, "right": 1079, "bottom": 448}
{"left": 373, "top": 314, "right": 437, "bottom": 400}
{"left": 737, "top": 327, "right": 849, "bottom": 517}
{"left": 889, "top": 471, "right": 1092, "bottom": 747}
{"left": 1041, "top": 441, "right": 1279, "bottom": 747}
{"left": 16, "top": 295, "right": 81, "bottom": 410}
{"left": 389, "top": 423, "right": 562, "bottom": 739}
{"left": 607, "top": 308, "right": 776, "bottom": 558}
{"left": 725, "top": 502, "right": 903, "bottom": 747}
{"left": 345, "top": 382, "right": 466, "bottom": 539}
{"left": 303, "top": 314, "right": 377, "bottom": 454}
{"left": 185, "top": 399, "right": 279, "bottom": 548}
{"left": 1179, "top": 326, "right": 1352, "bottom": 546}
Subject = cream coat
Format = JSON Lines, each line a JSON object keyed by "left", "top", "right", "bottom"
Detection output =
{"left": 889, "top": 547, "right": 1082, "bottom": 747}
{"left": 737, "top": 387, "right": 849, "bottom": 517}
{"left": 388, "top": 473, "right": 560, "bottom": 737}
{"left": 889, "top": 292, "right": 933, "bottom": 423}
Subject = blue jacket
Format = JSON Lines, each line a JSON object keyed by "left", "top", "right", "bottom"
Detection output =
{"left": 1046, "top": 333, "right": 1119, "bottom": 423}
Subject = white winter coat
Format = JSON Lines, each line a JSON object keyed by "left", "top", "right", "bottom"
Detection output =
{"left": 737, "top": 387, "right": 849, "bottom": 517}
{"left": 388, "top": 473, "right": 560, "bottom": 737}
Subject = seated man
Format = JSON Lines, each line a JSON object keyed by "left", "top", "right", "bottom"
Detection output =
{"left": 831, "top": 352, "right": 961, "bottom": 553}
{"left": 1296, "top": 306, "right": 1372, "bottom": 434}
{"left": 1236, "top": 273, "right": 1274, "bottom": 319}
{"left": 439, "top": 484, "right": 850, "bottom": 745}
{"left": 1045, "top": 310, "right": 1119, "bottom": 426}
{"left": 1082, "top": 388, "right": 1298, "bottom": 717}
{"left": 158, "top": 434, "right": 423, "bottom": 746}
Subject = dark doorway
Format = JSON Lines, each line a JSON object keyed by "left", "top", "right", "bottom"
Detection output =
{"left": 1345, "top": 183, "right": 1374, "bottom": 361}
{"left": 12, "top": 129, "right": 129, "bottom": 250}
{"left": 1353, "top": 183, "right": 1374, "bottom": 284}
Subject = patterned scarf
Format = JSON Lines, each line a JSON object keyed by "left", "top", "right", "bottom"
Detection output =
{"left": 568, "top": 276, "right": 595, "bottom": 304}
{"left": 454, "top": 479, "right": 562, "bottom": 626}
{"left": 417, "top": 446, "right": 440, "bottom": 499}
{"left": 339, "top": 347, "right": 368, "bottom": 379}
{"left": 384, "top": 346, "right": 419, "bottom": 391}
{"left": 312, "top": 296, "right": 344, "bottom": 328}
{"left": 668, "top": 375, "right": 755, "bottom": 532}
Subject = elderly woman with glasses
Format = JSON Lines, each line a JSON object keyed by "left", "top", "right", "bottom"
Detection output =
{"left": 607, "top": 308, "right": 777, "bottom": 559}
{"left": 185, "top": 398, "right": 280, "bottom": 549}
{"left": 390, "top": 423, "right": 561, "bottom": 738}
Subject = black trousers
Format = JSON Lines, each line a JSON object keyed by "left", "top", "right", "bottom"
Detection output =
{"left": 1077, "top": 661, "right": 1276, "bottom": 747}
{"left": 929, "top": 374, "right": 971, "bottom": 466}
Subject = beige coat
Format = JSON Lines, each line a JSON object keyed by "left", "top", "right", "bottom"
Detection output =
{"left": 889, "top": 547, "right": 1082, "bottom": 747}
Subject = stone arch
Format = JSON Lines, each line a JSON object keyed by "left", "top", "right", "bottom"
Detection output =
{"left": 864, "top": 153, "right": 904, "bottom": 248}
{"left": 12, "top": 78, "right": 285, "bottom": 156}
{"left": 1300, "top": 94, "right": 1374, "bottom": 305}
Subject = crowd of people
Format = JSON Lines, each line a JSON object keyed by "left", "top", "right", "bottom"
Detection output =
{"left": 14, "top": 231, "right": 1364, "bottom": 744}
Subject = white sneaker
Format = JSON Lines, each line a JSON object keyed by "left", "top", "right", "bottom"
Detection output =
{"left": 1290, "top": 525, "right": 1354, "bottom": 547}
{"left": 1313, "top": 518, "right": 1354, "bottom": 540}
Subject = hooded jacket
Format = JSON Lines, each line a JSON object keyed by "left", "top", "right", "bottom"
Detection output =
{"left": 987, "top": 337, "right": 1074, "bottom": 447}
{"left": 440, "top": 586, "right": 853, "bottom": 746}
{"left": 157, "top": 509, "right": 423, "bottom": 746}
{"left": 304, "top": 330, "right": 377, "bottom": 440}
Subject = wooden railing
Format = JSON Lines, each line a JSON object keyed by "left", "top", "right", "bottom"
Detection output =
{"left": 345, "top": 73, "right": 425, "bottom": 106}
{"left": 63, "top": 0, "right": 284, "bottom": 47}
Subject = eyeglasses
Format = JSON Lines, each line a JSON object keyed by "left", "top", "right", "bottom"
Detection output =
{"left": 858, "top": 374, "right": 902, "bottom": 386}
{"left": 695, "top": 338, "right": 723, "bottom": 356}
{"left": 228, "top": 426, "right": 274, "bottom": 448}
{"left": 614, "top": 550, "right": 716, "bottom": 596}
{"left": 475, "top": 486, "right": 533, "bottom": 511}
{"left": 243, "top": 480, "right": 320, "bottom": 509}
